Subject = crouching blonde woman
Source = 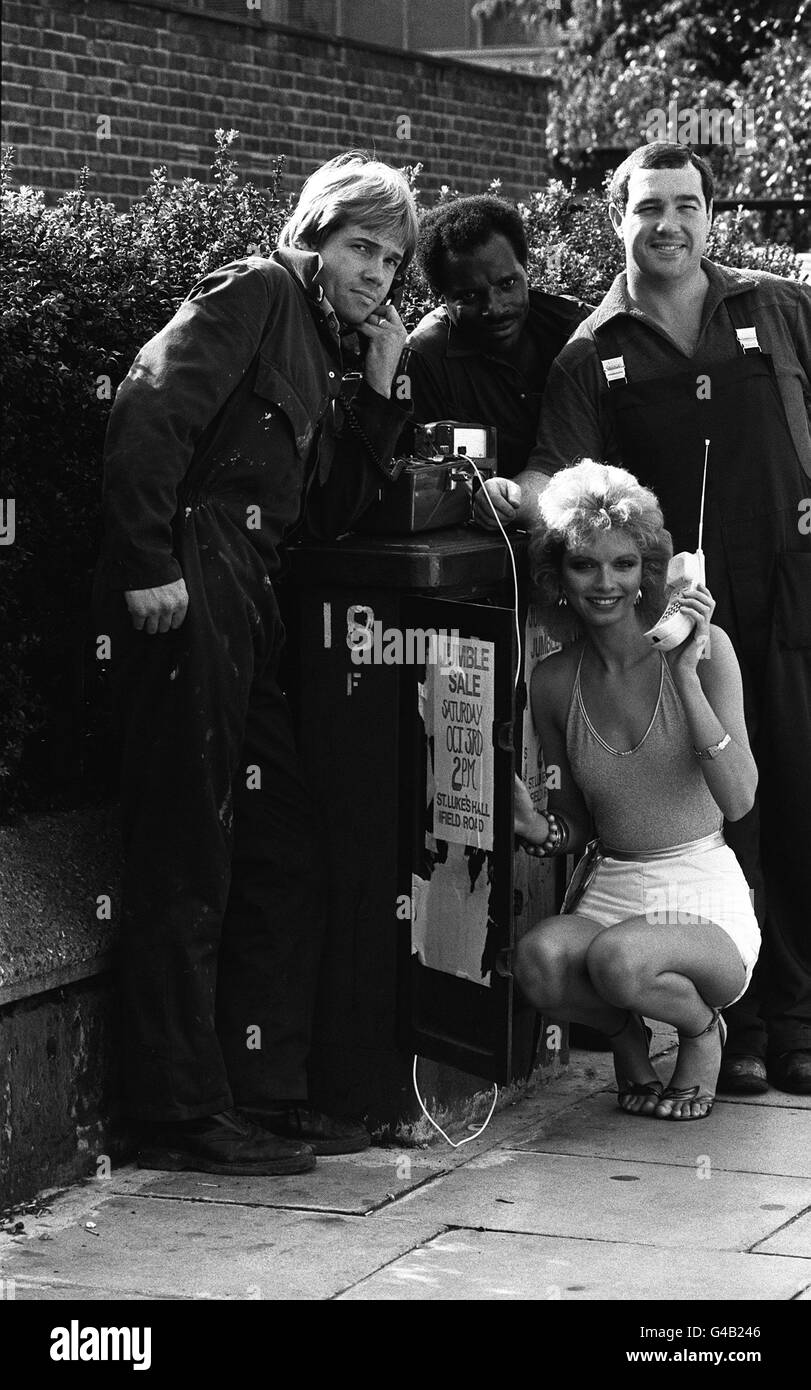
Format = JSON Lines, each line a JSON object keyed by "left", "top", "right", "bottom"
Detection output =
{"left": 514, "top": 460, "right": 760, "bottom": 1120}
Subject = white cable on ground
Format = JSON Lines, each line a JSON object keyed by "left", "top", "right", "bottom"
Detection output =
{"left": 412, "top": 1054, "right": 498, "bottom": 1148}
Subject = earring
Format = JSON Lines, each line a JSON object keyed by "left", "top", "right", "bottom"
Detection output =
{"left": 557, "top": 590, "right": 568, "bottom": 608}
{"left": 634, "top": 588, "right": 643, "bottom": 605}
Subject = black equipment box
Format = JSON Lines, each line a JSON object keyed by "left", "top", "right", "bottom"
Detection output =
{"left": 354, "top": 420, "right": 498, "bottom": 535}
{"left": 353, "top": 455, "right": 495, "bottom": 535}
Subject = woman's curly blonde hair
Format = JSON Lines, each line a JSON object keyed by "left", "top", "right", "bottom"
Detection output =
{"left": 528, "top": 459, "right": 673, "bottom": 645}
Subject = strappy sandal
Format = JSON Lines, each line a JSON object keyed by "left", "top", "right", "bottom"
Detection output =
{"left": 606, "top": 1011, "right": 664, "bottom": 1115}
{"left": 657, "top": 1008, "right": 727, "bottom": 1121}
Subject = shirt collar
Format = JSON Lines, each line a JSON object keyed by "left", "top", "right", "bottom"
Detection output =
{"left": 319, "top": 292, "right": 342, "bottom": 343}
{"left": 590, "top": 258, "right": 756, "bottom": 332}
{"left": 271, "top": 244, "right": 344, "bottom": 341}
{"left": 272, "top": 244, "right": 323, "bottom": 296}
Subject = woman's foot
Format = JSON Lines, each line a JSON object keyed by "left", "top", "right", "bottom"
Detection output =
{"left": 608, "top": 1012, "right": 663, "bottom": 1116}
{"left": 654, "top": 1009, "right": 726, "bottom": 1121}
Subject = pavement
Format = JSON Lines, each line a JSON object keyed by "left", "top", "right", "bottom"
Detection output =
{"left": 1, "top": 1025, "right": 809, "bottom": 1304}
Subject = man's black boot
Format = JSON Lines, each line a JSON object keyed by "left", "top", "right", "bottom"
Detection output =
{"left": 137, "top": 1108, "right": 316, "bottom": 1175}
{"left": 717, "top": 1054, "right": 769, "bottom": 1095}
{"left": 245, "top": 1104, "right": 371, "bottom": 1155}
{"left": 767, "top": 1050, "right": 811, "bottom": 1095}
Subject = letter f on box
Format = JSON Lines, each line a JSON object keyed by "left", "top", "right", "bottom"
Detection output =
{"left": 0, "top": 499, "right": 15, "bottom": 545}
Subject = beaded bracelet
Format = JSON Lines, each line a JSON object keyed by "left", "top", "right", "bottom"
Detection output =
{"left": 547, "top": 811, "right": 570, "bottom": 854}
{"left": 525, "top": 810, "right": 570, "bottom": 857}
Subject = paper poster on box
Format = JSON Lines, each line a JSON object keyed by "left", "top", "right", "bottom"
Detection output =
{"left": 432, "top": 635, "right": 495, "bottom": 852}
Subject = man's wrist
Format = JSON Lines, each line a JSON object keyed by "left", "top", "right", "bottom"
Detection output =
{"left": 514, "top": 476, "right": 550, "bottom": 528}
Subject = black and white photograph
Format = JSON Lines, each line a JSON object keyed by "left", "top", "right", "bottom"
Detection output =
{"left": 1, "top": 0, "right": 809, "bottom": 1347}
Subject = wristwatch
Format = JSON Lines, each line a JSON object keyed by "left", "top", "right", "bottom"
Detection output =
{"left": 694, "top": 732, "right": 732, "bottom": 760}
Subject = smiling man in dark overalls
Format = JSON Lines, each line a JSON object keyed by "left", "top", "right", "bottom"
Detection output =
{"left": 95, "top": 155, "right": 417, "bottom": 1174}
{"left": 524, "top": 143, "right": 811, "bottom": 1096}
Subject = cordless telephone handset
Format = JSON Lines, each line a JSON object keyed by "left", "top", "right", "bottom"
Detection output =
{"left": 644, "top": 440, "right": 711, "bottom": 655}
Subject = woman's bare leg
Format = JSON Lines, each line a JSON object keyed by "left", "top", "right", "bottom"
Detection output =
{"left": 515, "top": 914, "right": 662, "bottom": 1113}
{"left": 585, "top": 916, "right": 747, "bottom": 1120}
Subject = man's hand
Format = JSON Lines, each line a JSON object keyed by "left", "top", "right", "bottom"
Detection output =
{"left": 356, "top": 302, "right": 408, "bottom": 398}
{"left": 474, "top": 476, "right": 522, "bottom": 530}
{"left": 125, "top": 578, "right": 189, "bottom": 634}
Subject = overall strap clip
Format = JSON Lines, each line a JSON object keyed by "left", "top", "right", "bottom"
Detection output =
{"left": 600, "top": 354, "right": 628, "bottom": 387}
{"left": 735, "top": 326, "right": 761, "bottom": 354}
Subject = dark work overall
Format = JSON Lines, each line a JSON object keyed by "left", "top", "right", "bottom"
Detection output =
{"left": 101, "top": 494, "right": 326, "bottom": 1123}
{"left": 595, "top": 297, "right": 811, "bottom": 1056}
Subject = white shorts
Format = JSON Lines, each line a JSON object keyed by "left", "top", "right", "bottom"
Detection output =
{"left": 574, "top": 838, "right": 761, "bottom": 1006}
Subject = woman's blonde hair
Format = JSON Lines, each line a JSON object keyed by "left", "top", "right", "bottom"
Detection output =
{"left": 278, "top": 151, "right": 418, "bottom": 275}
{"left": 529, "top": 459, "right": 673, "bottom": 644}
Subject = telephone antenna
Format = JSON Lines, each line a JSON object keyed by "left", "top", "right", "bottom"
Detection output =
{"left": 697, "top": 439, "right": 710, "bottom": 553}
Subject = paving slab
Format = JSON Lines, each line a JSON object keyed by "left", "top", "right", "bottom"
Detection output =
{"left": 0, "top": 1194, "right": 444, "bottom": 1301}
{"left": 750, "top": 1210, "right": 811, "bottom": 1258}
{"left": 0, "top": 1279, "right": 179, "bottom": 1301}
{"left": 117, "top": 1149, "right": 448, "bottom": 1216}
{"left": 719, "top": 1091, "right": 811, "bottom": 1110}
{"left": 515, "top": 1092, "right": 811, "bottom": 1178}
{"left": 337, "top": 1227, "right": 811, "bottom": 1301}
{"left": 396, "top": 1149, "right": 811, "bottom": 1251}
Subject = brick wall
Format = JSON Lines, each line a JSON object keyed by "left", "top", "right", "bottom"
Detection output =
{"left": 1, "top": 0, "right": 552, "bottom": 206}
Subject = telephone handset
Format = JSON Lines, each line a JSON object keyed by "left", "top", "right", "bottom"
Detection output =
{"left": 338, "top": 273, "right": 406, "bottom": 477}
{"left": 644, "top": 549, "right": 706, "bottom": 649}
{"left": 383, "top": 274, "right": 404, "bottom": 312}
{"left": 644, "top": 439, "right": 711, "bottom": 654}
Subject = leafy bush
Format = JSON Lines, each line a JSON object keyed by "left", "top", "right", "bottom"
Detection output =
{"left": 476, "top": 0, "right": 811, "bottom": 218}
{"left": 519, "top": 179, "right": 804, "bottom": 300}
{"left": 0, "top": 131, "right": 292, "bottom": 816}
{"left": 0, "top": 133, "right": 804, "bottom": 816}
